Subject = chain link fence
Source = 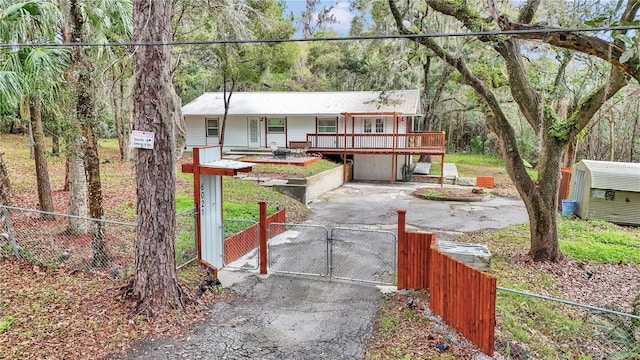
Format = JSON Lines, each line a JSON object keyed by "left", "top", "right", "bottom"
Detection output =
{"left": 0, "top": 205, "right": 197, "bottom": 274}
{"left": 175, "top": 208, "right": 198, "bottom": 269}
{"left": 494, "top": 287, "right": 640, "bottom": 359}
{"left": 331, "top": 227, "right": 396, "bottom": 285}
{"left": 268, "top": 223, "right": 330, "bottom": 278}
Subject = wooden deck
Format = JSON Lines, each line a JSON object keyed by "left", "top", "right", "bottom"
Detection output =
{"left": 306, "top": 132, "right": 445, "bottom": 155}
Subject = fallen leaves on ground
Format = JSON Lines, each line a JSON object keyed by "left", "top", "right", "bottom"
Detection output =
{"left": 366, "top": 290, "right": 489, "bottom": 359}
{"left": 414, "top": 186, "right": 487, "bottom": 201}
{"left": 0, "top": 260, "right": 232, "bottom": 360}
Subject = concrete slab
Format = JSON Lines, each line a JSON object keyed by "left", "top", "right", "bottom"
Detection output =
{"left": 261, "top": 179, "right": 289, "bottom": 186}
{"left": 443, "top": 163, "right": 458, "bottom": 179}
{"left": 217, "top": 268, "right": 253, "bottom": 288}
{"left": 413, "top": 162, "right": 431, "bottom": 175}
{"left": 222, "top": 154, "right": 246, "bottom": 160}
{"left": 242, "top": 176, "right": 270, "bottom": 182}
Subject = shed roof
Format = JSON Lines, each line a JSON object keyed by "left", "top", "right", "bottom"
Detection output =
{"left": 182, "top": 90, "right": 421, "bottom": 116}
{"left": 578, "top": 160, "right": 640, "bottom": 192}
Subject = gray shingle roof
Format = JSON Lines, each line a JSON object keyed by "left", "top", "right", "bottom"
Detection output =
{"left": 182, "top": 90, "right": 421, "bottom": 116}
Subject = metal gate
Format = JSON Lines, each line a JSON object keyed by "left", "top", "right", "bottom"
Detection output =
{"left": 267, "top": 223, "right": 396, "bottom": 285}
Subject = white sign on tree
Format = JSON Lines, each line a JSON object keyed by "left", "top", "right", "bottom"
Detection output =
{"left": 130, "top": 130, "right": 155, "bottom": 149}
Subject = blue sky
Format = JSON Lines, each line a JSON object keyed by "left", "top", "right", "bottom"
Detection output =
{"left": 283, "top": 1, "right": 355, "bottom": 36}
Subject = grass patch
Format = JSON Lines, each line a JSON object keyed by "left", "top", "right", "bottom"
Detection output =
{"left": 463, "top": 216, "right": 640, "bottom": 358}
{"left": 558, "top": 218, "right": 640, "bottom": 264}
{"left": 497, "top": 292, "right": 593, "bottom": 359}
{"left": 176, "top": 195, "right": 194, "bottom": 212}
{"left": 421, "top": 152, "right": 539, "bottom": 181}
{"left": 222, "top": 177, "right": 309, "bottom": 222}
{"left": 379, "top": 313, "right": 397, "bottom": 332}
{"left": 249, "top": 159, "right": 339, "bottom": 177}
{"left": 0, "top": 316, "right": 15, "bottom": 332}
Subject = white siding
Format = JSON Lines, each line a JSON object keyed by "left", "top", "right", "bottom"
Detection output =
{"left": 185, "top": 115, "right": 206, "bottom": 150}
{"left": 286, "top": 116, "right": 314, "bottom": 144}
{"left": 266, "top": 134, "right": 287, "bottom": 148}
{"left": 223, "top": 116, "right": 249, "bottom": 151}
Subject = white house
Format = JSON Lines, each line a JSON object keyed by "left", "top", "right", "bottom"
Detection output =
{"left": 182, "top": 90, "right": 446, "bottom": 182}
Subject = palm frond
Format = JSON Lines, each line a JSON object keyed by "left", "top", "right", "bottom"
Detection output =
{"left": 0, "top": 70, "right": 23, "bottom": 105}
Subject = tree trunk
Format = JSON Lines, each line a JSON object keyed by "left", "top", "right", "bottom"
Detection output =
{"left": 66, "top": 137, "right": 88, "bottom": 236}
{"left": 71, "top": 0, "right": 109, "bottom": 266}
{"left": 521, "top": 140, "right": 563, "bottom": 261}
{"left": 112, "top": 64, "right": 130, "bottom": 161}
{"left": 563, "top": 140, "right": 577, "bottom": 168}
{"left": 30, "top": 98, "right": 55, "bottom": 219}
{"left": 0, "top": 153, "right": 11, "bottom": 206}
{"left": 52, "top": 134, "right": 60, "bottom": 157}
{"left": 219, "top": 75, "right": 236, "bottom": 146}
{"left": 63, "top": 158, "right": 70, "bottom": 191}
{"left": 631, "top": 110, "right": 639, "bottom": 162}
{"left": 28, "top": 120, "right": 35, "bottom": 159}
{"left": 126, "top": 0, "right": 185, "bottom": 315}
{"left": 609, "top": 120, "right": 615, "bottom": 161}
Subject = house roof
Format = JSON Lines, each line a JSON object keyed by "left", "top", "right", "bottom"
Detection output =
{"left": 579, "top": 160, "right": 640, "bottom": 192}
{"left": 181, "top": 90, "right": 421, "bottom": 116}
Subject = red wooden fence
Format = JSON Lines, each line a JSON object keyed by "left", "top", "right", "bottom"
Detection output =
{"left": 397, "top": 209, "right": 496, "bottom": 356}
{"left": 558, "top": 167, "right": 572, "bottom": 210}
{"left": 429, "top": 249, "right": 496, "bottom": 355}
{"left": 223, "top": 208, "right": 285, "bottom": 265}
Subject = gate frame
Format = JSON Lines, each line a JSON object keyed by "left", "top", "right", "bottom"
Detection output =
{"left": 265, "top": 221, "right": 396, "bottom": 285}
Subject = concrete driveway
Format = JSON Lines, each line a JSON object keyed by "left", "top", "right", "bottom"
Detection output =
{"left": 307, "top": 182, "right": 528, "bottom": 241}
{"left": 118, "top": 182, "right": 527, "bottom": 359}
{"left": 119, "top": 274, "right": 381, "bottom": 360}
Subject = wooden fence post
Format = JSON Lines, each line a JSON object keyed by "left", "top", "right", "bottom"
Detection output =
{"left": 259, "top": 201, "right": 267, "bottom": 274}
{"left": 397, "top": 209, "right": 407, "bottom": 289}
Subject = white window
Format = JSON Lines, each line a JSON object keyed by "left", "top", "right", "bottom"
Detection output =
{"left": 364, "top": 118, "right": 372, "bottom": 133}
{"left": 267, "top": 118, "right": 285, "bottom": 133}
{"left": 363, "top": 118, "right": 384, "bottom": 133}
{"left": 317, "top": 118, "right": 337, "bottom": 133}
{"left": 375, "top": 118, "right": 384, "bottom": 133}
{"left": 206, "top": 118, "right": 219, "bottom": 136}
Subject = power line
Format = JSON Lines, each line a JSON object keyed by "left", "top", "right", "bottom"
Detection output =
{"left": 1, "top": 25, "right": 638, "bottom": 49}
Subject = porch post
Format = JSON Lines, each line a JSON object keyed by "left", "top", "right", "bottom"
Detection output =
{"left": 259, "top": 201, "right": 268, "bottom": 274}
{"left": 397, "top": 209, "right": 407, "bottom": 289}
{"left": 391, "top": 112, "right": 397, "bottom": 184}
{"left": 343, "top": 112, "right": 348, "bottom": 182}
{"left": 193, "top": 149, "right": 202, "bottom": 262}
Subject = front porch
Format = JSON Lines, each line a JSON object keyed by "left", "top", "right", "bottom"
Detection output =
{"left": 305, "top": 131, "right": 445, "bottom": 155}
{"left": 225, "top": 131, "right": 446, "bottom": 184}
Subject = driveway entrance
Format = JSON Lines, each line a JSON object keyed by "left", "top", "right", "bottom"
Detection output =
{"left": 118, "top": 182, "right": 528, "bottom": 359}
{"left": 267, "top": 223, "right": 396, "bottom": 285}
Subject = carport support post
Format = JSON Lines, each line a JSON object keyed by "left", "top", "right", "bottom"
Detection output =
{"left": 397, "top": 209, "right": 407, "bottom": 290}
{"left": 259, "top": 201, "right": 268, "bottom": 274}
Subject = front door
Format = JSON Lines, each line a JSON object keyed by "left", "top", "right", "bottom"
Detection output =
{"left": 248, "top": 117, "right": 261, "bottom": 148}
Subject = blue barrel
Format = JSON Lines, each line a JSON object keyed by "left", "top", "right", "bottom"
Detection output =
{"left": 561, "top": 200, "right": 577, "bottom": 217}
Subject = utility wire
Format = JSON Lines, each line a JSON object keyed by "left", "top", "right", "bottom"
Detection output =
{"left": 1, "top": 25, "right": 638, "bottom": 48}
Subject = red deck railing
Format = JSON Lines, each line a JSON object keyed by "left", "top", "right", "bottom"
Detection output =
{"left": 305, "top": 132, "right": 445, "bottom": 153}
